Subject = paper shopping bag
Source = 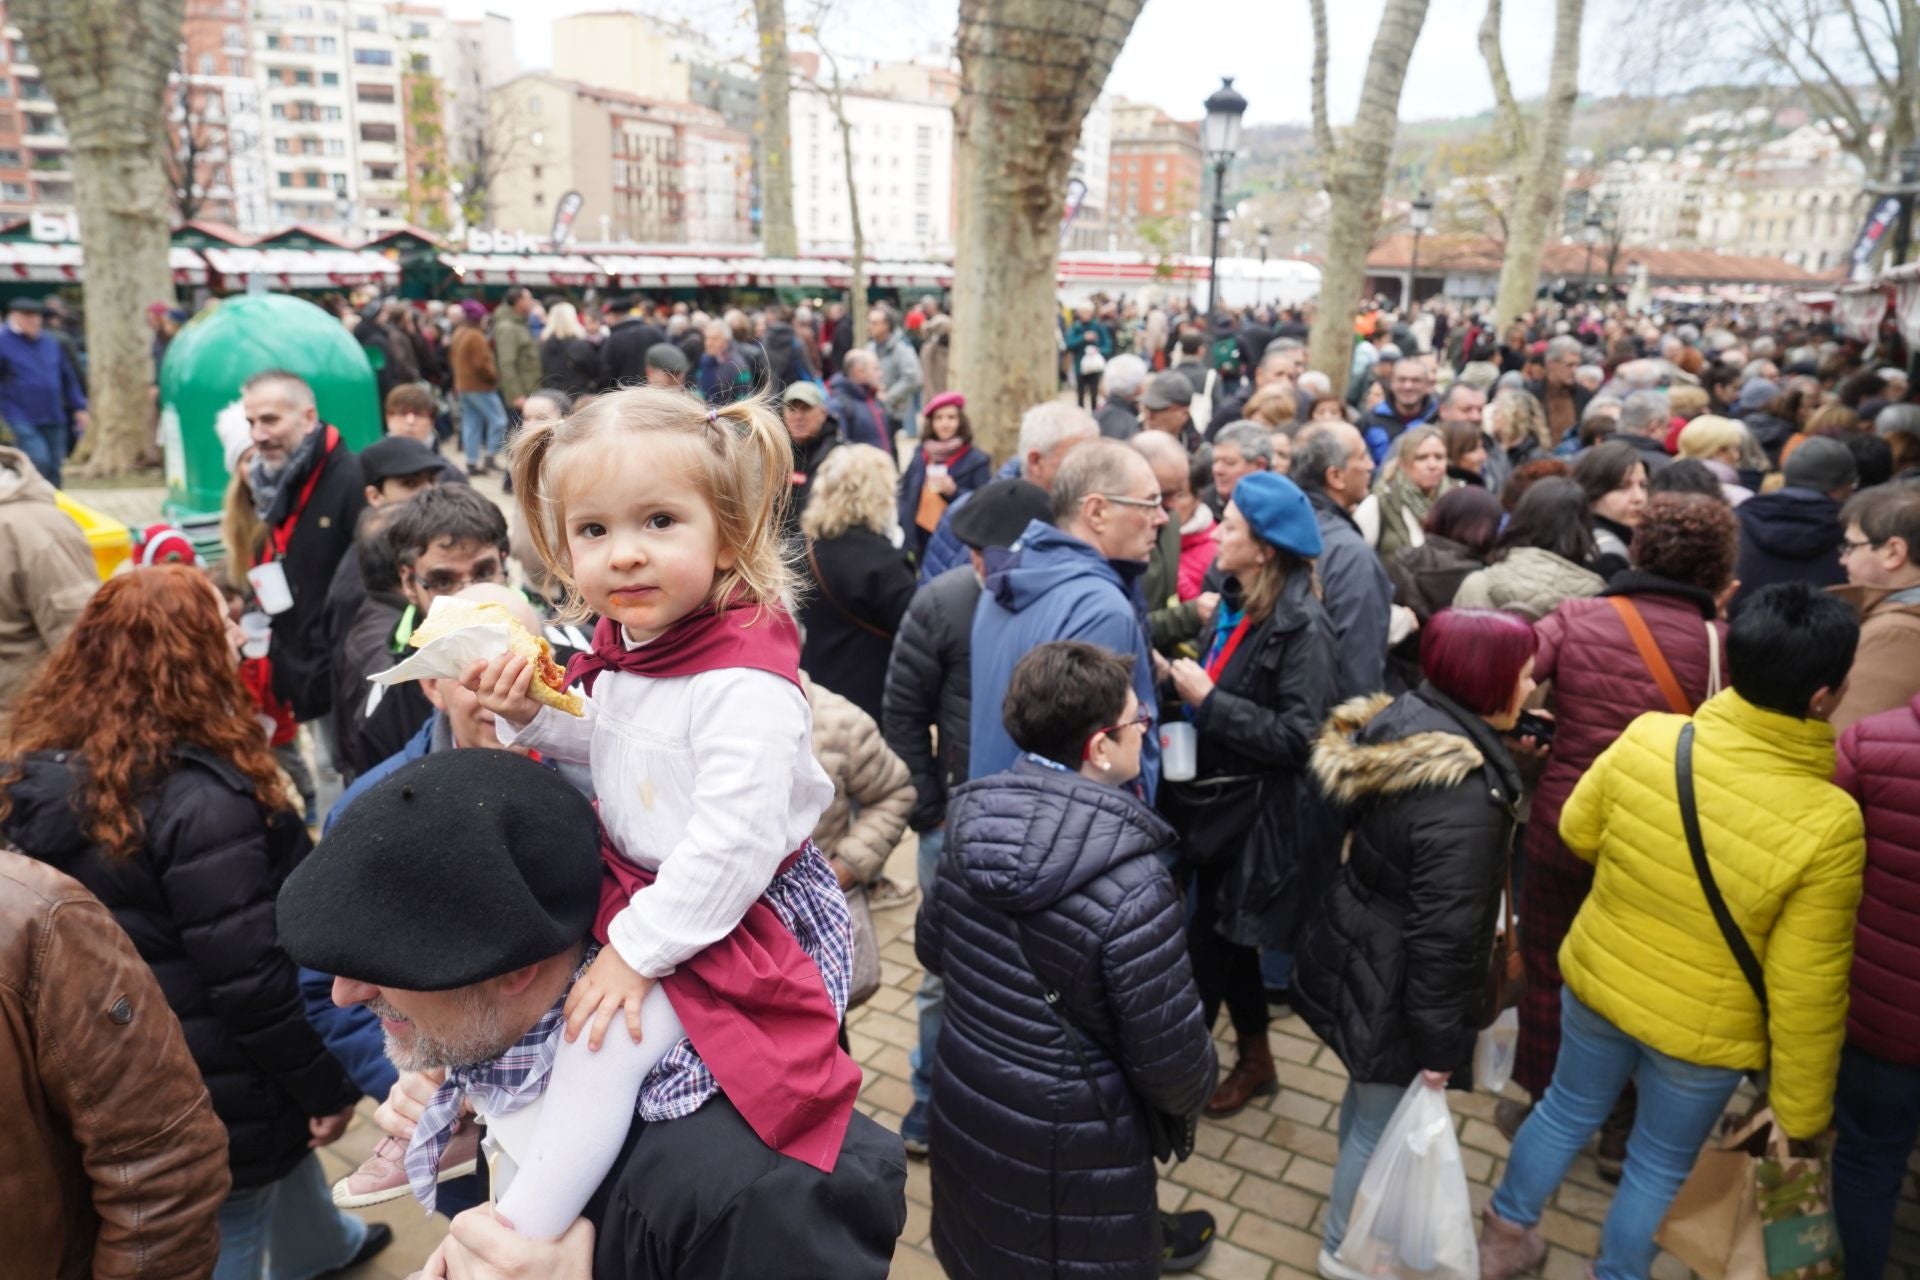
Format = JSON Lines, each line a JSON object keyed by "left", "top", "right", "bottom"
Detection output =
{"left": 1656, "top": 1106, "right": 1842, "bottom": 1280}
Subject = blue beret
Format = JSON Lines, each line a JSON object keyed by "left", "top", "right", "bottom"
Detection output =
{"left": 1229, "top": 471, "right": 1322, "bottom": 559}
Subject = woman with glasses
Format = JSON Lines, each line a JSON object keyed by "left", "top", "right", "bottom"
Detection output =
{"left": 917, "top": 640, "right": 1218, "bottom": 1279}
{"left": 1159, "top": 471, "right": 1339, "bottom": 1117}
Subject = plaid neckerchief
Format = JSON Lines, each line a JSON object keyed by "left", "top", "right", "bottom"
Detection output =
{"left": 402, "top": 948, "right": 594, "bottom": 1214}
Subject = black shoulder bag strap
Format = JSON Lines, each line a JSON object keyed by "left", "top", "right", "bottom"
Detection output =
{"left": 1002, "top": 914, "right": 1121, "bottom": 1126}
{"left": 1676, "top": 723, "right": 1769, "bottom": 1017}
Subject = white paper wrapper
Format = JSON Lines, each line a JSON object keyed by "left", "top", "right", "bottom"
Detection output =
{"left": 369, "top": 623, "right": 513, "bottom": 687}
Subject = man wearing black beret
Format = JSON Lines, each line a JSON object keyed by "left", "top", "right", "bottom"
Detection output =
{"left": 278, "top": 750, "right": 907, "bottom": 1279}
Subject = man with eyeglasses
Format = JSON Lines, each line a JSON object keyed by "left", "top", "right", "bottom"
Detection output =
{"left": 336, "top": 486, "right": 511, "bottom": 782}
{"left": 1829, "top": 482, "right": 1920, "bottom": 732}
{"left": 969, "top": 440, "right": 1170, "bottom": 799}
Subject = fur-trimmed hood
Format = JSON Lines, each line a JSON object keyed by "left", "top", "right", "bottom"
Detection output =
{"left": 1311, "top": 690, "right": 1505, "bottom": 807}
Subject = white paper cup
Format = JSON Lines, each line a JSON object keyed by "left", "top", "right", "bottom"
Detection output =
{"left": 240, "top": 610, "right": 273, "bottom": 659}
{"left": 246, "top": 560, "right": 294, "bottom": 615}
{"left": 1160, "top": 721, "right": 1198, "bottom": 782}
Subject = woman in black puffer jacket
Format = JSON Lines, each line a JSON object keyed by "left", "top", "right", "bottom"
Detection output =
{"left": 1293, "top": 607, "right": 1535, "bottom": 1276}
{"left": 0, "top": 567, "right": 376, "bottom": 1278}
{"left": 918, "top": 641, "right": 1218, "bottom": 1280}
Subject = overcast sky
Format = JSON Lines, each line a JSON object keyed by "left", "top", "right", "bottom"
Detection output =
{"left": 442, "top": 0, "right": 1645, "bottom": 126}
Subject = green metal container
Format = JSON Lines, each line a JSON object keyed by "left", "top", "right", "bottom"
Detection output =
{"left": 159, "top": 294, "right": 379, "bottom": 521}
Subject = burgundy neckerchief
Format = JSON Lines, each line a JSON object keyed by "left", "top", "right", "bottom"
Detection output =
{"left": 565, "top": 603, "right": 803, "bottom": 696}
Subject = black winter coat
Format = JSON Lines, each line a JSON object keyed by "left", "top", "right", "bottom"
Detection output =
{"left": 1293, "top": 686, "right": 1522, "bottom": 1086}
{"left": 2, "top": 746, "right": 359, "bottom": 1189}
{"left": 1163, "top": 569, "right": 1341, "bottom": 951}
{"left": 334, "top": 591, "right": 432, "bottom": 781}
{"left": 600, "top": 318, "right": 667, "bottom": 390}
{"left": 266, "top": 429, "right": 366, "bottom": 722}
{"left": 798, "top": 528, "right": 916, "bottom": 723}
{"left": 916, "top": 761, "right": 1216, "bottom": 1280}
{"left": 881, "top": 564, "right": 979, "bottom": 833}
{"left": 540, "top": 337, "right": 604, "bottom": 398}
{"left": 782, "top": 414, "right": 847, "bottom": 543}
{"left": 1732, "top": 487, "right": 1847, "bottom": 615}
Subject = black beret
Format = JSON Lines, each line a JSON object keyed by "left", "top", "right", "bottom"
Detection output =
{"left": 277, "top": 750, "right": 603, "bottom": 991}
{"left": 949, "top": 478, "right": 1054, "bottom": 551}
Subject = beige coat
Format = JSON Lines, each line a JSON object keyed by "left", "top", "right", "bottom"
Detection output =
{"left": 805, "top": 675, "right": 915, "bottom": 884}
{"left": 0, "top": 447, "right": 96, "bottom": 709}
{"left": 1830, "top": 583, "right": 1920, "bottom": 734}
{"left": 1451, "top": 546, "right": 1604, "bottom": 622}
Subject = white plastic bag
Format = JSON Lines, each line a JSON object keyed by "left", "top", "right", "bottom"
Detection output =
{"left": 1475, "top": 1008, "right": 1519, "bottom": 1096}
{"left": 1335, "top": 1082, "right": 1479, "bottom": 1280}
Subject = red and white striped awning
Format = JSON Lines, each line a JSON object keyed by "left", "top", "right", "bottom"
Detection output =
{"left": 438, "top": 253, "right": 606, "bottom": 287}
{"left": 202, "top": 246, "right": 399, "bottom": 289}
{"left": 0, "top": 242, "right": 208, "bottom": 285}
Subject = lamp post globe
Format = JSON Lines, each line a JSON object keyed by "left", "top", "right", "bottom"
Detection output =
{"left": 1201, "top": 77, "right": 1247, "bottom": 316}
{"left": 1407, "top": 191, "right": 1432, "bottom": 309}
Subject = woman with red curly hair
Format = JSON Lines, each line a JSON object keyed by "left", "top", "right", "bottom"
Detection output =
{"left": 0, "top": 565, "right": 390, "bottom": 1280}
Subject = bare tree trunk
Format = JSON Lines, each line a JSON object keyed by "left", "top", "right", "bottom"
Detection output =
{"left": 755, "top": 0, "right": 799, "bottom": 258}
{"left": 1305, "top": 0, "right": 1431, "bottom": 385}
{"left": 1487, "top": 0, "right": 1584, "bottom": 328}
{"left": 820, "top": 58, "right": 867, "bottom": 324}
{"left": 952, "top": 0, "right": 1143, "bottom": 462}
{"left": 15, "top": 0, "right": 184, "bottom": 477}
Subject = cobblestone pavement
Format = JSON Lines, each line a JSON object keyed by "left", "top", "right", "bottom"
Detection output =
{"left": 79, "top": 476, "right": 1920, "bottom": 1279}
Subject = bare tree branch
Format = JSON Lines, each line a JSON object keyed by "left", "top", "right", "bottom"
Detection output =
{"left": 1308, "top": 0, "right": 1333, "bottom": 165}
{"left": 1477, "top": 0, "right": 1525, "bottom": 156}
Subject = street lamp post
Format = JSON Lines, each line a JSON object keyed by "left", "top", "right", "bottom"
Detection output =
{"left": 1257, "top": 224, "right": 1270, "bottom": 307}
{"left": 1582, "top": 213, "right": 1603, "bottom": 295}
{"left": 1201, "top": 77, "right": 1247, "bottom": 317}
{"left": 1407, "top": 192, "right": 1431, "bottom": 310}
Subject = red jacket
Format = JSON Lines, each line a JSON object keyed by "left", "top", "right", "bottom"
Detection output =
{"left": 1837, "top": 694, "right": 1920, "bottom": 1066}
{"left": 1530, "top": 574, "right": 1727, "bottom": 871}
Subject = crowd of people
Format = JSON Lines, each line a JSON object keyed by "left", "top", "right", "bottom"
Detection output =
{"left": 4, "top": 281, "right": 1920, "bottom": 1280}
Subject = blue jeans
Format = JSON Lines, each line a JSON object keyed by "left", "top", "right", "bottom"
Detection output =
{"left": 12, "top": 419, "right": 67, "bottom": 488}
{"left": 1323, "top": 1079, "right": 1408, "bottom": 1255}
{"left": 214, "top": 1154, "right": 367, "bottom": 1280}
{"left": 459, "top": 391, "right": 508, "bottom": 465}
{"left": 1493, "top": 988, "right": 1742, "bottom": 1280}
{"left": 910, "top": 825, "right": 947, "bottom": 1105}
{"left": 1833, "top": 1042, "right": 1920, "bottom": 1279}
{"left": 1261, "top": 949, "right": 1293, "bottom": 993}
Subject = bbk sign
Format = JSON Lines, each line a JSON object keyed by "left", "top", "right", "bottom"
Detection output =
{"left": 465, "top": 227, "right": 548, "bottom": 254}
{"left": 30, "top": 210, "right": 80, "bottom": 242}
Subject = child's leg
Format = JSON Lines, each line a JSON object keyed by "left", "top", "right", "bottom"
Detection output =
{"left": 493, "top": 983, "right": 683, "bottom": 1239}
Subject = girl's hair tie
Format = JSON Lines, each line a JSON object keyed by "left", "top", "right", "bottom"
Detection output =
{"left": 706, "top": 407, "right": 719, "bottom": 425}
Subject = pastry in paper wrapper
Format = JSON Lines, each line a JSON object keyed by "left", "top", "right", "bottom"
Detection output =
{"left": 370, "top": 597, "right": 585, "bottom": 716}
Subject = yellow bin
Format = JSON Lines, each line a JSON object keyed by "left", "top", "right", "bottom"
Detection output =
{"left": 54, "top": 491, "right": 133, "bottom": 580}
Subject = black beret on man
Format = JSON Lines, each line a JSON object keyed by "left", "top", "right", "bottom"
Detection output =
{"left": 277, "top": 750, "right": 602, "bottom": 991}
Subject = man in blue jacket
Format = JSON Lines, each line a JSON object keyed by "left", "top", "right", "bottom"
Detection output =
{"left": 969, "top": 439, "right": 1167, "bottom": 798}
{"left": 0, "top": 297, "right": 87, "bottom": 486}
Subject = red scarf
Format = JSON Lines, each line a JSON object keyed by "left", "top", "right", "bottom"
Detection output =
{"left": 566, "top": 602, "right": 803, "bottom": 694}
{"left": 573, "top": 602, "right": 857, "bottom": 1171}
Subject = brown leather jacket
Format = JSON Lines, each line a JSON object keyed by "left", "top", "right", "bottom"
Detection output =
{"left": 0, "top": 851, "right": 229, "bottom": 1279}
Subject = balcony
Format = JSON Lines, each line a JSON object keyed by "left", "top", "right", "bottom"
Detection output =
{"left": 28, "top": 150, "right": 67, "bottom": 172}
{"left": 21, "top": 121, "right": 67, "bottom": 149}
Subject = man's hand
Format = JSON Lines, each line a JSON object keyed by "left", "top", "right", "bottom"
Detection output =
{"left": 829, "top": 856, "right": 858, "bottom": 891}
{"left": 562, "top": 946, "right": 654, "bottom": 1051}
{"left": 1150, "top": 649, "right": 1172, "bottom": 685}
{"left": 424, "top": 1209, "right": 594, "bottom": 1280}
{"left": 376, "top": 1069, "right": 446, "bottom": 1143}
{"left": 309, "top": 1103, "right": 358, "bottom": 1148}
{"left": 463, "top": 653, "right": 543, "bottom": 729}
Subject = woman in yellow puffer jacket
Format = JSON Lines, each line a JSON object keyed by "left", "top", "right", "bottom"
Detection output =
{"left": 1480, "top": 583, "right": 1867, "bottom": 1280}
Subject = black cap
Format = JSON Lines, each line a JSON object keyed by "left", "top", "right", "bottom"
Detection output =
{"left": 277, "top": 751, "right": 603, "bottom": 991}
{"left": 360, "top": 435, "right": 446, "bottom": 485}
{"left": 6, "top": 297, "right": 43, "bottom": 316}
{"left": 950, "top": 478, "right": 1054, "bottom": 551}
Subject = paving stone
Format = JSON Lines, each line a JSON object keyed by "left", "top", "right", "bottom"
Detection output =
{"left": 859, "top": 1010, "right": 923, "bottom": 1051}
{"left": 904, "top": 1157, "right": 932, "bottom": 1206}
{"left": 1196, "top": 1237, "right": 1276, "bottom": 1280}
{"left": 1554, "top": 1178, "right": 1614, "bottom": 1224}
{"left": 1212, "top": 1106, "right": 1277, "bottom": 1140}
{"left": 1182, "top": 1189, "right": 1242, "bottom": 1238}
{"left": 1264, "top": 1117, "right": 1340, "bottom": 1166}
{"left": 887, "top": 1244, "right": 949, "bottom": 1279}
{"left": 1170, "top": 1151, "right": 1246, "bottom": 1199}
{"left": 1222, "top": 1133, "right": 1293, "bottom": 1180}
{"left": 902, "top": 1197, "right": 933, "bottom": 1247}
{"left": 1227, "top": 1173, "right": 1321, "bottom": 1229}
{"left": 866, "top": 1042, "right": 916, "bottom": 1083}
{"left": 1270, "top": 1032, "right": 1323, "bottom": 1065}
{"left": 1283, "top": 1064, "right": 1350, "bottom": 1105}
{"left": 1279, "top": 1155, "right": 1334, "bottom": 1197}
{"left": 862, "top": 1072, "right": 917, "bottom": 1116}
{"left": 1543, "top": 1244, "right": 1590, "bottom": 1280}
{"left": 864, "top": 983, "right": 914, "bottom": 1014}
{"left": 1226, "top": 1211, "right": 1322, "bottom": 1270}
{"left": 1540, "top": 1207, "right": 1602, "bottom": 1255}
{"left": 1459, "top": 1117, "right": 1513, "bottom": 1158}
{"left": 1270, "top": 1088, "right": 1332, "bottom": 1128}
{"left": 1158, "top": 1179, "right": 1190, "bottom": 1214}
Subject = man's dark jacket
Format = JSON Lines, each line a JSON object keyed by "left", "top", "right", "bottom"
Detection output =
{"left": 882, "top": 564, "right": 979, "bottom": 833}
{"left": 332, "top": 591, "right": 432, "bottom": 782}
{"left": 267, "top": 430, "right": 366, "bottom": 722}
{"left": 599, "top": 317, "right": 667, "bottom": 390}
{"left": 585, "top": 1094, "right": 906, "bottom": 1279}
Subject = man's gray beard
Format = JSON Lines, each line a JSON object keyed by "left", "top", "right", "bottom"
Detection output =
{"left": 369, "top": 990, "right": 516, "bottom": 1072}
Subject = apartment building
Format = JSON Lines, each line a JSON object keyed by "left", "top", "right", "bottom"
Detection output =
{"left": 1107, "top": 100, "right": 1203, "bottom": 227}
{"left": 787, "top": 72, "right": 954, "bottom": 257}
